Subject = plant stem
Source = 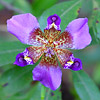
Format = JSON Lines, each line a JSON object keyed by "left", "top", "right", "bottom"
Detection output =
{"left": 41, "top": 85, "right": 46, "bottom": 100}
{"left": 45, "top": 89, "right": 51, "bottom": 100}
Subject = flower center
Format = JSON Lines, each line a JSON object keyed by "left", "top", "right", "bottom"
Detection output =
{"left": 44, "top": 47, "right": 54, "bottom": 58}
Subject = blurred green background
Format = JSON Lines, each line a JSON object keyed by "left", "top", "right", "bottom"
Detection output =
{"left": 0, "top": 0, "right": 100, "bottom": 100}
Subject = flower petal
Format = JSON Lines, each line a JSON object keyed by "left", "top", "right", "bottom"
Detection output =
{"left": 44, "top": 14, "right": 61, "bottom": 43}
{"left": 32, "top": 53, "right": 62, "bottom": 90}
{"left": 54, "top": 31, "right": 73, "bottom": 48}
{"left": 44, "top": 27, "right": 61, "bottom": 43}
{"left": 64, "top": 55, "right": 82, "bottom": 71}
{"left": 14, "top": 46, "right": 46, "bottom": 67}
{"left": 27, "top": 46, "right": 46, "bottom": 63}
{"left": 7, "top": 13, "right": 47, "bottom": 46}
{"left": 45, "top": 14, "right": 61, "bottom": 30}
{"left": 66, "top": 18, "right": 91, "bottom": 49}
{"left": 14, "top": 49, "right": 34, "bottom": 67}
{"left": 53, "top": 48, "right": 72, "bottom": 67}
{"left": 54, "top": 18, "right": 91, "bottom": 49}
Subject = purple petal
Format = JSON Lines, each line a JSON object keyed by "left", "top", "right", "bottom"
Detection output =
{"left": 14, "top": 53, "right": 27, "bottom": 67}
{"left": 69, "top": 58, "right": 82, "bottom": 71}
{"left": 7, "top": 13, "right": 41, "bottom": 45}
{"left": 32, "top": 53, "right": 62, "bottom": 90}
{"left": 45, "top": 14, "right": 61, "bottom": 30}
{"left": 14, "top": 49, "right": 34, "bottom": 67}
{"left": 47, "top": 14, "right": 61, "bottom": 25}
{"left": 32, "top": 65, "right": 62, "bottom": 90}
{"left": 65, "top": 18, "right": 92, "bottom": 49}
{"left": 64, "top": 55, "right": 82, "bottom": 71}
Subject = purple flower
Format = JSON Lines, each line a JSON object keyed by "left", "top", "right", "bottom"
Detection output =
{"left": 7, "top": 13, "right": 91, "bottom": 90}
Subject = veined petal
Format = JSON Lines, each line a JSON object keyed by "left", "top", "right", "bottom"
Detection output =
{"left": 14, "top": 49, "right": 34, "bottom": 67}
{"left": 32, "top": 53, "right": 62, "bottom": 90}
{"left": 27, "top": 46, "right": 46, "bottom": 63}
{"left": 44, "top": 27, "right": 61, "bottom": 43}
{"left": 54, "top": 31, "right": 73, "bottom": 48}
{"left": 65, "top": 18, "right": 91, "bottom": 49}
{"left": 54, "top": 18, "right": 91, "bottom": 49}
{"left": 7, "top": 13, "right": 47, "bottom": 46}
{"left": 64, "top": 55, "right": 82, "bottom": 71}
{"left": 53, "top": 48, "right": 72, "bottom": 67}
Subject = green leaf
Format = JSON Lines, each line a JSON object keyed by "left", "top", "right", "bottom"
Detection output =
{"left": 0, "top": 41, "right": 28, "bottom": 66}
{"left": 73, "top": 45, "right": 100, "bottom": 65}
{"left": 95, "top": 13, "right": 100, "bottom": 41}
{"left": 88, "top": 0, "right": 100, "bottom": 44}
{"left": 0, "top": 64, "right": 35, "bottom": 97}
{"left": 91, "top": 11, "right": 100, "bottom": 44}
{"left": 79, "top": 0, "right": 93, "bottom": 17}
{"left": 94, "top": 0, "right": 100, "bottom": 7}
{"left": 89, "top": 27, "right": 98, "bottom": 45}
{"left": 72, "top": 70, "right": 100, "bottom": 100}
{"left": 0, "top": 86, "right": 4, "bottom": 100}
{"left": 93, "top": 63, "right": 100, "bottom": 84}
{"left": 25, "top": 83, "right": 41, "bottom": 100}
{"left": 3, "top": 0, "right": 14, "bottom": 3}
{"left": 32, "top": 0, "right": 58, "bottom": 17}
{"left": 14, "top": 0, "right": 32, "bottom": 13}
{"left": 45, "top": 87, "right": 61, "bottom": 100}
{"left": 39, "top": 0, "right": 81, "bottom": 31}
{"left": 5, "top": 83, "right": 41, "bottom": 100}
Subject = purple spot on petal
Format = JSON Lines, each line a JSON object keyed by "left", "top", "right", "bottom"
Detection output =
{"left": 75, "top": 61, "right": 80, "bottom": 67}
{"left": 18, "top": 57, "right": 24, "bottom": 62}
{"left": 52, "top": 17, "right": 57, "bottom": 22}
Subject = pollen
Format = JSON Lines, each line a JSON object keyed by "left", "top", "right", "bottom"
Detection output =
{"left": 67, "top": 60, "right": 74, "bottom": 64}
{"left": 51, "top": 23, "right": 57, "bottom": 29}
{"left": 24, "top": 56, "right": 31, "bottom": 60}
{"left": 65, "top": 60, "right": 74, "bottom": 67}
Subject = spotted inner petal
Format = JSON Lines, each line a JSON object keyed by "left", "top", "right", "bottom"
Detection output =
{"left": 54, "top": 31, "right": 73, "bottom": 49}
{"left": 27, "top": 46, "right": 46, "bottom": 63}
{"left": 41, "top": 52, "right": 58, "bottom": 68}
{"left": 44, "top": 27, "right": 60, "bottom": 43}
{"left": 53, "top": 48, "right": 72, "bottom": 67}
{"left": 29, "top": 28, "right": 48, "bottom": 46}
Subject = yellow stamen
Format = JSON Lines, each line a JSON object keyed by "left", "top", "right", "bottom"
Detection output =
{"left": 52, "top": 23, "right": 55, "bottom": 27}
{"left": 24, "top": 56, "right": 31, "bottom": 60}
{"left": 67, "top": 60, "right": 74, "bottom": 64}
